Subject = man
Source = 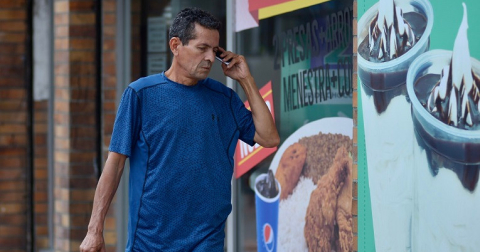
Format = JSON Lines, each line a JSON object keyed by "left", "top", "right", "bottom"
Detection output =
{"left": 80, "top": 7, "right": 279, "bottom": 252}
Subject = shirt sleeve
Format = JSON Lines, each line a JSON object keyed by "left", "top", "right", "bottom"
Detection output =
{"left": 231, "top": 90, "right": 256, "bottom": 146}
{"left": 109, "top": 87, "right": 141, "bottom": 157}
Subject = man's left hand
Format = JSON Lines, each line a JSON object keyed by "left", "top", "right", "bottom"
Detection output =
{"left": 217, "top": 48, "right": 251, "bottom": 81}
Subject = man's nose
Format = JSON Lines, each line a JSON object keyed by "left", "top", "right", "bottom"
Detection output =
{"left": 206, "top": 50, "right": 215, "bottom": 62}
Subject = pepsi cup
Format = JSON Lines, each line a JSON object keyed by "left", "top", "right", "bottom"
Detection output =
{"left": 254, "top": 172, "right": 281, "bottom": 252}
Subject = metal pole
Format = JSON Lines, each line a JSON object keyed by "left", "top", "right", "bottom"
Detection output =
{"left": 26, "top": 0, "right": 34, "bottom": 250}
{"left": 226, "top": 0, "right": 236, "bottom": 251}
{"left": 115, "top": 0, "right": 131, "bottom": 251}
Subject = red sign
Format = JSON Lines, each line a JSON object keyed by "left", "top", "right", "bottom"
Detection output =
{"left": 235, "top": 81, "right": 277, "bottom": 178}
{"left": 248, "top": 0, "right": 291, "bottom": 12}
{"left": 247, "top": 0, "right": 291, "bottom": 23}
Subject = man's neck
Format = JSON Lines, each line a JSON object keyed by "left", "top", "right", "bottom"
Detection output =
{"left": 164, "top": 66, "right": 198, "bottom": 86}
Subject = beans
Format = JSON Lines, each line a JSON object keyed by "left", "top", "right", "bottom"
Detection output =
{"left": 299, "top": 133, "right": 352, "bottom": 184}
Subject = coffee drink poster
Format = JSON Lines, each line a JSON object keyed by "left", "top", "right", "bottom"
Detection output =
{"left": 356, "top": 0, "right": 480, "bottom": 251}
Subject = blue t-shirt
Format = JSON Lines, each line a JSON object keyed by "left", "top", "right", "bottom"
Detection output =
{"left": 109, "top": 73, "right": 256, "bottom": 251}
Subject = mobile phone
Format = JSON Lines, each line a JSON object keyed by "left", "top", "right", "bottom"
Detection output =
{"left": 215, "top": 50, "right": 231, "bottom": 65}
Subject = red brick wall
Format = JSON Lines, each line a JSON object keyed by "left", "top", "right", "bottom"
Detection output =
{"left": 34, "top": 100, "right": 50, "bottom": 250}
{"left": 0, "top": 0, "right": 30, "bottom": 251}
{"left": 1, "top": 0, "right": 122, "bottom": 251}
{"left": 53, "top": 1, "right": 100, "bottom": 251}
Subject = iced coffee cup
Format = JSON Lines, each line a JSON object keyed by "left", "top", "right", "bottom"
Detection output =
{"left": 407, "top": 4, "right": 480, "bottom": 250}
{"left": 358, "top": 0, "right": 433, "bottom": 107}
{"left": 357, "top": 0, "right": 433, "bottom": 251}
{"left": 408, "top": 50, "right": 480, "bottom": 251}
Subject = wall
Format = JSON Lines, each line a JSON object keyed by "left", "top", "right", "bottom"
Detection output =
{"left": 0, "top": 0, "right": 31, "bottom": 251}
{"left": 52, "top": 0, "right": 119, "bottom": 251}
{"left": 0, "top": 0, "right": 121, "bottom": 251}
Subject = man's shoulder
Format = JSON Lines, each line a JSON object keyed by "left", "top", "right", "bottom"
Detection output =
{"left": 129, "top": 73, "right": 166, "bottom": 92}
{"left": 202, "top": 78, "right": 233, "bottom": 97}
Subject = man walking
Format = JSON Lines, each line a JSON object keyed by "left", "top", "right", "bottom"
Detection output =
{"left": 80, "top": 7, "right": 279, "bottom": 252}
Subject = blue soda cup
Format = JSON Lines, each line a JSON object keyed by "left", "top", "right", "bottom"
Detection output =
{"left": 255, "top": 171, "right": 281, "bottom": 252}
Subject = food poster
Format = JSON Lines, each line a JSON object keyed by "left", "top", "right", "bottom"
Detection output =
{"left": 356, "top": 0, "right": 480, "bottom": 251}
{"left": 278, "top": 3, "right": 354, "bottom": 138}
{"left": 241, "top": 0, "right": 355, "bottom": 251}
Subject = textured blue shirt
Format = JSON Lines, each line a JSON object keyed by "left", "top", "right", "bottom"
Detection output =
{"left": 109, "top": 73, "right": 255, "bottom": 251}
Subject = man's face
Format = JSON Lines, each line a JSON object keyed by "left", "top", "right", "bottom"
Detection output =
{"left": 176, "top": 23, "right": 220, "bottom": 81}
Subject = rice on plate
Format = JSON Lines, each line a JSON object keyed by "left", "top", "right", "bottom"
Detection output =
{"left": 269, "top": 117, "right": 353, "bottom": 251}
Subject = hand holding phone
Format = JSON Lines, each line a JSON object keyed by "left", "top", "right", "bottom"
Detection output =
{"left": 215, "top": 50, "right": 231, "bottom": 65}
{"left": 215, "top": 48, "right": 252, "bottom": 82}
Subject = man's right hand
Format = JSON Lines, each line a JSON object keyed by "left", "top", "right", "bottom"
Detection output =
{"left": 79, "top": 232, "right": 106, "bottom": 252}
{"left": 80, "top": 152, "right": 126, "bottom": 252}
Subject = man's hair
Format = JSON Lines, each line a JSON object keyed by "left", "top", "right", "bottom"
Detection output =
{"left": 169, "top": 7, "right": 222, "bottom": 45}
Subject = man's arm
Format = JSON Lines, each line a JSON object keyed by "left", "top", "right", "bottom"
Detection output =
{"left": 218, "top": 48, "right": 280, "bottom": 148}
{"left": 80, "top": 151, "right": 127, "bottom": 252}
{"left": 238, "top": 75, "right": 279, "bottom": 147}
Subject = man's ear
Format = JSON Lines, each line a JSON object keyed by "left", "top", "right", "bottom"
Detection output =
{"left": 169, "top": 37, "right": 181, "bottom": 56}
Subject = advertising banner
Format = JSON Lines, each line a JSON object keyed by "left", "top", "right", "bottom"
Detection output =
{"left": 235, "top": 82, "right": 277, "bottom": 178}
{"left": 357, "top": 0, "right": 480, "bottom": 251}
{"left": 236, "top": 0, "right": 354, "bottom": 251}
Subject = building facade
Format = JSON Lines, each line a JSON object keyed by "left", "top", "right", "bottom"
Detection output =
{"left": 0, "top": 0, "right": 358, "bottom": 251}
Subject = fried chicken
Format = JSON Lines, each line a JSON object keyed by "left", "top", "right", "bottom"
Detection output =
{"left": 304, "top": 147, "right": 350, "bottom": 252}
{"left": 275, "top": 143, "right": 307, "bottom": 200}
{"left": 335, "top": 150, "right": 353, "bottom": 252}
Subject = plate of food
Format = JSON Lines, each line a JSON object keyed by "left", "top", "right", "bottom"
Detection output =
{"left": 269, "top": 117, "right": 353, "bottom": 252}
